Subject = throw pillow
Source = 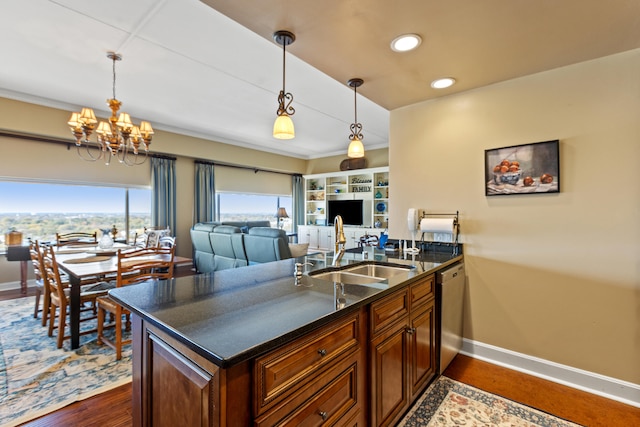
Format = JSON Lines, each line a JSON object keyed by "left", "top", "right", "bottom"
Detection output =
{"left": 288, "top": 243, "right": 309, "bottom": 257}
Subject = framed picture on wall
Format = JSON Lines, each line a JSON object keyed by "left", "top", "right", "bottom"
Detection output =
{"left": 484, "top": 139, "right": 560, "bottom": 196}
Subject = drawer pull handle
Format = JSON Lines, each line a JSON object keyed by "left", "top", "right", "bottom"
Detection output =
{"left": 317, "top": 348, "right": 327, "bottom": 357}
{"left": 406, "top": 327, "right": 416, "bottom": 335}
{"left": 319, "top": 411, "right": 328, "bottom": 421}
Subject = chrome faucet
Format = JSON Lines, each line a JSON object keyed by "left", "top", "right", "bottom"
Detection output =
{"left": 332, "top": 215, "right": 347, "bottom": 266}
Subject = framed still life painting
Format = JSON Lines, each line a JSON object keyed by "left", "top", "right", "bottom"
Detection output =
{"left": 485, "top": 139, "right": 560, "bottom": 196}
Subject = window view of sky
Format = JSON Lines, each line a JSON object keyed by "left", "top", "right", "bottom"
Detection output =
{"left": 0, "top": 182, "right": 150, "bottom": 213}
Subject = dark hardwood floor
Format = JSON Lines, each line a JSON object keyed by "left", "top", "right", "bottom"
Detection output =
{"left": 3, "top": 285, "right": 639, "bottom": 426}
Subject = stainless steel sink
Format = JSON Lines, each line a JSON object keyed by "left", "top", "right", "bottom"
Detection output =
{"left": 342, "top": 264, "right": 412, "bottom": 279}
{"left": 308, "top": 262, "right": 414, "bottom": 287}
{"left": 309, "top": 271, "right": 386, "bottom": 285}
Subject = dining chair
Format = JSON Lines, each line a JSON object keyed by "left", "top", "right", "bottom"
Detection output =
{"left": 29, "top": 240, "right": 50, "bottom": 326}
{"left": 56, "top": 231, "right": 98, "bottom": 247}
{"left": 143, "top": 227, "right": 171, "bottom": 248}
{"left": 42, "top": 245, "right": 115, "bottom": 348}
{"left": 97, "top": 245, "right": 175, "bottom": 360}
{"left": 158, "top": 235, "right": 176, "bottom": 248}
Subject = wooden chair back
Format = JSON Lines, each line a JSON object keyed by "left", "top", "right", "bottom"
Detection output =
{"left": 29, "top": 240, "right": 45, "bottom": 283}
{"left": 42, "top": 245, "right": 69, "bottom": 307}
{"left": 56, "top": 232, "right": 97, "bottom": 247}
{"left": 116, "top": 245, "right": 175, "bottom": 287}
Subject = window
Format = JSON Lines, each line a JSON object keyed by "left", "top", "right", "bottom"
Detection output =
{"left": 0, "top": 181, "right": 150, "bottom": 250}
{"left": 217, "top": 193, "right": 292, "bottom": 231}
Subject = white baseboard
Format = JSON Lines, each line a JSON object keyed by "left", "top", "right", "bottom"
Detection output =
{"left": 0, "top": 280, "right": 23, "bottom": 292}
{"left": 461, "top": 338, "right": 640, "bottom": 409}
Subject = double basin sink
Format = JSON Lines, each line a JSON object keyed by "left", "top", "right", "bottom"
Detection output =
{"left": 307, "top": 261, "right": 414, "bottom": 287}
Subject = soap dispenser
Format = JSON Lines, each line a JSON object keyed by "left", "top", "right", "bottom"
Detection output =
{"left": 379, "top": 229, "right": 388, "bottom": 249}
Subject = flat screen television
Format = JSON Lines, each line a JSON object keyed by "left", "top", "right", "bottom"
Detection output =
{"left": 327, "top": 199, "right": 364, "bottom": 226}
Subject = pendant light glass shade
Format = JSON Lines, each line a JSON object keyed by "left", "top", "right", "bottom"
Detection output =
{"left": 273, "top": 113, "right": 295, "bottom": 139}
{"left": 347, "top": 78, "right": 365, "bottom": 158}
{"left": 273, "top": 30, "right": 296, "bottom": 139}
{"left": 347, "top": 137, "right": 365, "bottom": 158}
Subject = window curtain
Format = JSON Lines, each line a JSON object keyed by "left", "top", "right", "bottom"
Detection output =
{"left": 292, "top": 175, "right": 304, "bottom": 233}
{"left": 194, "top": 162, "right": 216, "bottom": 223}
{"left": 151, "top": 157, "right": 176, "bottom": 235}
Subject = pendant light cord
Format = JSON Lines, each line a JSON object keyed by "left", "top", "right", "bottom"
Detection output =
{"left": 353, "top": 84, "right": 358, "bottom": 124}
{"left": 281, "top": 42, "right": 286, "bottom": 94}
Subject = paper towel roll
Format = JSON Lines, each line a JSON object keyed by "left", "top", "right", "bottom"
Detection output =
{"left": 420, "top": 217, "right": 455, "bottom": 234}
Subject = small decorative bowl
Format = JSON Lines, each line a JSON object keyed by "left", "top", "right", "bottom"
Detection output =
{"left": 494, "top": 170, "right": 521, "bottom": 185}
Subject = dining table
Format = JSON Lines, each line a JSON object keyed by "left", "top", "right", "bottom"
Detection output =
{"left": 54, "top": 243, "right": 191, "bottom": 349}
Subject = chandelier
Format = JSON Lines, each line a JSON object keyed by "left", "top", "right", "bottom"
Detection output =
{"left": 347, "top": 78, "right": 365, "bottom": 158}
{"left": 67, "top": 52, "right": 153, "bottom": 166}
{"left": 273, "top": 30, "right": 296, "bottom": 139}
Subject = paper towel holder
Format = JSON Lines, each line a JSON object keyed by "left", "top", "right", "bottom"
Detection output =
{"left": 419, "top": 210, "right": 460, "bottom": 255}
{"left": 406, "top": 208, "right": 420, "bottom": 254}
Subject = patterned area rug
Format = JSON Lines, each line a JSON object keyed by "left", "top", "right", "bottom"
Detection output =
{"left": 0, "top": 297, "right": 132, "bottom": 427}
{"left": 398, "top": 376, "right": 583, "bottom": 427}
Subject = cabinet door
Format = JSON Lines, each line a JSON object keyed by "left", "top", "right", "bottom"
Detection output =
{"left": 298, "top": 226, "right": 311, "bottom": 246}
{"left": 370, "top": 320, "right": 409, "bottom": 427}
{"left": 318, "top": 227, "right": 335, "bottom": 250}
{"left": 145, "top": 333, "right": 217, "bottom": 427}
{"left": 300, "top": 226, "right": 320, "bottom": 249}
{"left": 409, "top": 301, "right": 436, "bottom": 398}
{"left": 309, "top": 227, "right": 320, "bottom": 249}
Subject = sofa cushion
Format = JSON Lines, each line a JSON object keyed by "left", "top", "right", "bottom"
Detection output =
{"left": 209, "top": 226, "right": 246, "bottom": 270}
{"left": 190, "top": 223, "right": 217, "bottom": 273}
{"left": 244, "top": 227, "right": 292, "bottom": 264}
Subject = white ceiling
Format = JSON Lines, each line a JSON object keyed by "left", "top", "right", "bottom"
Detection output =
{"left": 1, "top": 0, "right": 639, "bottom": 160}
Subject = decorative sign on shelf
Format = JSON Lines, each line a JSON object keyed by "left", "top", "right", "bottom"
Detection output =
{"left": 352, "top": 186, "right": 371, "bottom": 193}
{"left": 351, "top": 177, "right": 372, "bottom": 184}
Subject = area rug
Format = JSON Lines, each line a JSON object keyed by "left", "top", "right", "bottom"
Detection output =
{"left": 0, "top": 297, "right": 132, "bottom": 427}
{"left": 398, "top": 375, "right": 583, "bottom": 427}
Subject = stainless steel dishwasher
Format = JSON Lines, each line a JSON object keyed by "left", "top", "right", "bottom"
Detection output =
{"left": 437, "top": 262, "right": 465, "bottom": 374}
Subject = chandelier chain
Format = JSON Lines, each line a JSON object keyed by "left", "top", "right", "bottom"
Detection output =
{"left": 112, "top": 54, "right": 117, "bottom": 100}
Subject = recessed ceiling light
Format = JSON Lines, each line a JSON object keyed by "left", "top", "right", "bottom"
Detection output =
{"left": 431, "top": 78, "right": 456, "bottom": 89}
{"left": 390, "top": 34, "right": 422, "bottom": 52}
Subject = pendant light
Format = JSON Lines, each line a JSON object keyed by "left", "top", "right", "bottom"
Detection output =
{"left": 347, "top": 78, "right": 365, "bottom": 158}
{"left": 273, "top": 30, "right": 296, "bottom": 139}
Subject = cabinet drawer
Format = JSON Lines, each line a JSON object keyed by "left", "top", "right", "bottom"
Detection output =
{"left": 255, "top": 355, "right": 360, "bottom": 427}
{"left": 410, "top": 274, "right": 434, "bottom": 310}
{"left": 255, "top": 311, "right": 361, "bottom": 413}
{"left": 370, "top": 288, "right": 409, "bottom": 336}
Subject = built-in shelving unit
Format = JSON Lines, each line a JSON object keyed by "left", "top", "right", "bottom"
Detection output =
{"left": 303, "top": 167, "right": 389, "bottom": 228}
{"left": 300, "top": 167, "right": 389, "bottom": 250}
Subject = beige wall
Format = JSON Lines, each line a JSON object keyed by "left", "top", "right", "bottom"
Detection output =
{"left": 0, "top": 98, "right": 308, "bottom": 283}
{"left": 389, "top": 49, "right": 640, "bottom": 384}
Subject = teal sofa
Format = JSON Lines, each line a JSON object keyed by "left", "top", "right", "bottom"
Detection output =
{"left": 190, "top": 222, "right": 292, "bottom": 273}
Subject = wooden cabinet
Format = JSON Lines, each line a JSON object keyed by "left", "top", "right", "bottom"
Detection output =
{"left": 131, "top": 317, "right": 251, "bottom": 427}
{"left": 254, "top": 307, "right": 367, "bottom": 426}
{"left": 132, "top": 308, "right": 367, "bottom": 427}
{"left": 129, "top": 271, "right": 441, "bottom": 427}
{"left": 368, "top": 274, "right": 436, "bottom": 427}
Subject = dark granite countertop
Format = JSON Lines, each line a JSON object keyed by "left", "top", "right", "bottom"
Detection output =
{"left": 109, "top": 246, "right": 462, "bottom": 368}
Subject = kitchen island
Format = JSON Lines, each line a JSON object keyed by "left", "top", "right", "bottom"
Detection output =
{"left": 110, "top": 246, "right": 462, "bottom": 426}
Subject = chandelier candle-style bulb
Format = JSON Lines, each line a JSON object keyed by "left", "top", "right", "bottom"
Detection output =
{"left": 273, "top": 30, "right": 296, "bottom": 139}
{"left": 66, "top": 51, "right": 153, "bottom": 166}
{"left": 347, "top": 78, "right": 365, "bottom": 159}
